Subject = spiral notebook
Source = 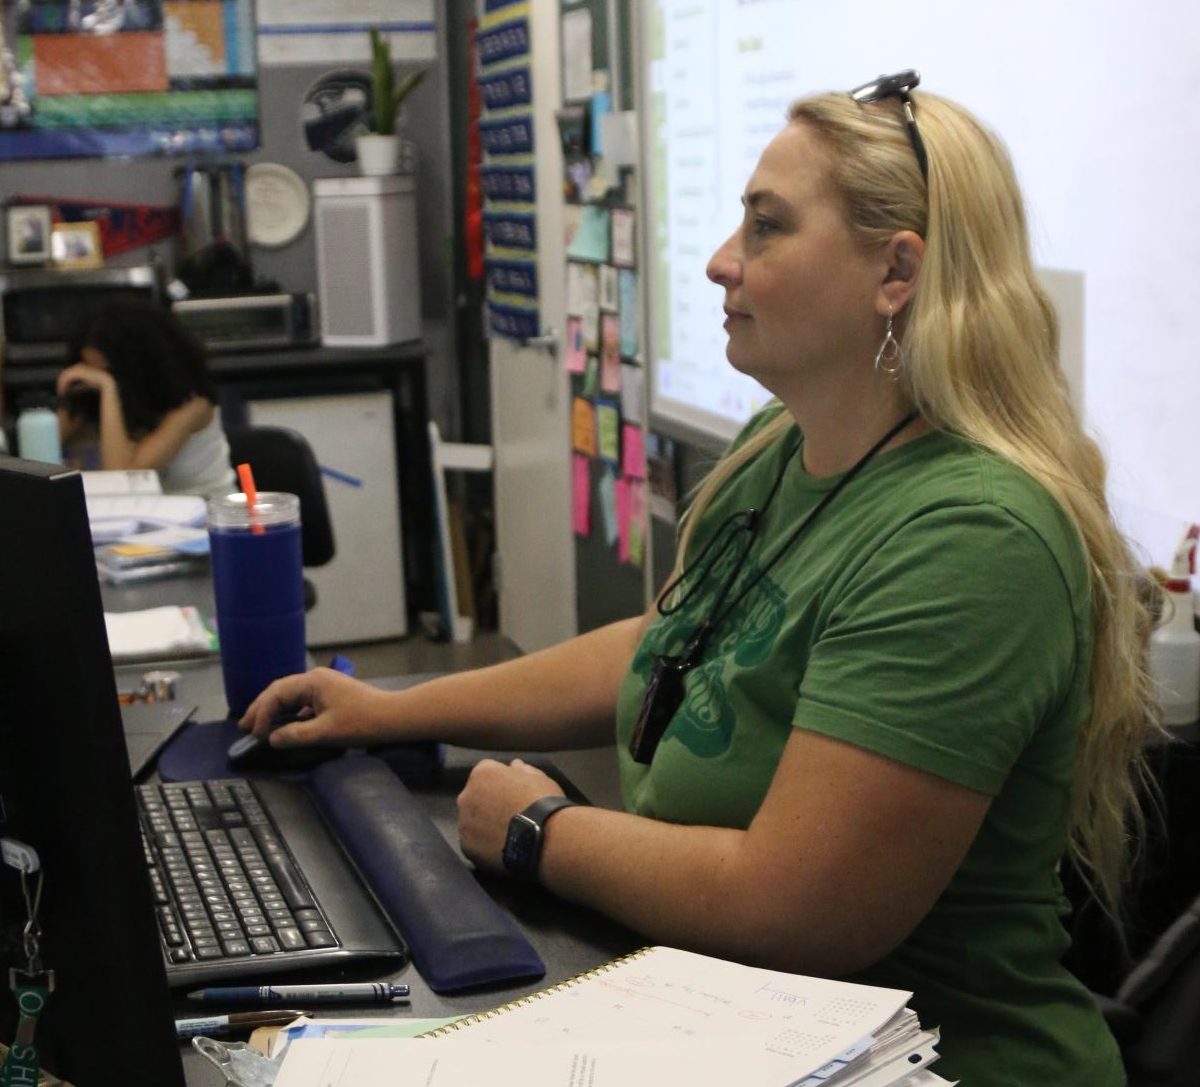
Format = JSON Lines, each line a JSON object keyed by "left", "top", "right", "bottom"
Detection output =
{"left": 274, "top": 946, "right": 944, "bottom": 1087}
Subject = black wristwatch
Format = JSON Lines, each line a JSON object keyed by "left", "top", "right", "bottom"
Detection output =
{"left": 501, "top": 795, "right": 577, "bottom": 879}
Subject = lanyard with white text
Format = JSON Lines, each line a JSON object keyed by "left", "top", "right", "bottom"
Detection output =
{"left": 0, "top": 840, "right": 53, "bottom": 1087}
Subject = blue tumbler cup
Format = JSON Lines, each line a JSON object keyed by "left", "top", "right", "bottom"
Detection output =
{"left": 207, "top": 491, "right": 306, "bottom": 719}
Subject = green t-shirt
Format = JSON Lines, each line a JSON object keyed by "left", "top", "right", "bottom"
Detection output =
{"left": 615, "top": 412, "right": 1122, "bottom": 1086}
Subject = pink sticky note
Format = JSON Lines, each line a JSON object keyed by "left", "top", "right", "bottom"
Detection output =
{"left": 565, "top": 316, "right": 586, "bottom": 374}
{"left": 615, "top": 476, "right": 632, "bottom": 562}
{"left": 572, "top": 453, "right": 591, "bottom": 537}
{"left": 622, "top": 423, "right": 645, "bottom": 479}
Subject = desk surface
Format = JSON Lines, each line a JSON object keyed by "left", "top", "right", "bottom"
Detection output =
{"left": 124, "top": 658, "right": 636, "bottom": 1086}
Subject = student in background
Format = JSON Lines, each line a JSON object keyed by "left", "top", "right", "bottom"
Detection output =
{"left": 241, "top": 74, "right": 1152, "bottom": 1085}
{"left": 57, "top": 298, "right": 235, "bottom": 497}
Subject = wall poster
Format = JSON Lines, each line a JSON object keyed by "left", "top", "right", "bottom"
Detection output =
{"left": 0, "top": 0, "right": 258, "bottom": 161}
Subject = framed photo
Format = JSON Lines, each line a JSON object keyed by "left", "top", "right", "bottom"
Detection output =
{"left": 5, "top": 204, "right": 52, "bottom": 265}
{"left": 50, "top": 221, "right": 103, "bottom": 269}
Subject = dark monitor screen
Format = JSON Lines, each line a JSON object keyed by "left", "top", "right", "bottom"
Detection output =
{"left": 0, "top": 456, "right": 184, "bottom": 1086}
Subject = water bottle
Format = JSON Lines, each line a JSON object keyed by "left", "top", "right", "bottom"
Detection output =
{"left": 16, "top": 406, "right": 63, "bottom": 465}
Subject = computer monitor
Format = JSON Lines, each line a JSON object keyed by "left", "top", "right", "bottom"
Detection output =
{"left": 0, "top": 456, "right": 184, "bottom": 1086}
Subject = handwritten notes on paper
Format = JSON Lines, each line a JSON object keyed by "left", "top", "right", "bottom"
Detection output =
{"left": 272, "top": 946, "right": 917, "bottom": 1087}
{"left": 596, "top": 400, "right": 620, "bottom": 465}
{"left": 611, "top": 207, "right": 636, "bottom": 267}
{"left": 622, "top": 424, "right": 645, "bottom": 479}
{"left": 598, "top": 466, "right": 618, "bottom": 545}
{"left": 600, "top": 313, "right": 621, "bottom": 392}
{"left": 620, "top": 363, "right": 645, "bottom": 425}
{"left": 618, "top": 268, "right": 639, "bottom": 357}
{"left": 566, "top": 316, "right": 587, "bottom": 374}
{"left": 572, "top": 397, "right": 596, "bottom": 457}
{"left": 567, "top": 205, "right": 611, "bottom": 263}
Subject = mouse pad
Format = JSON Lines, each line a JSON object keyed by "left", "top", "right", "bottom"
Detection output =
{"left": 155, "top": 718, "right": 444, "bottom": 784}
{"left": 121, "top": 701, "right": 199, "bottom": 782}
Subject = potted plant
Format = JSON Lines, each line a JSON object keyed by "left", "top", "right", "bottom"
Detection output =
{"left": 356, "top": 27, "right": 427, "bottom": 176}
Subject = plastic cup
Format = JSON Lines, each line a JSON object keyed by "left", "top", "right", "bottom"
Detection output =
{"left": 207, "top": 491, "right": 306, "bottom": 719}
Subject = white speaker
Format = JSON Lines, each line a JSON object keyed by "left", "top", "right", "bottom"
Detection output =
{"left": 313, "top": 175, "right": 422, "bottom": 347}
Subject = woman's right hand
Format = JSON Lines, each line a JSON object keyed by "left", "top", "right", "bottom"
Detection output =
{"left": 239, "top": 667, "right": 402, "bottom": 749}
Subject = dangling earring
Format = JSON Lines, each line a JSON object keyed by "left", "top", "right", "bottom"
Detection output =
{"left": 874, "top": 306, "right": 903, "bottom": 376}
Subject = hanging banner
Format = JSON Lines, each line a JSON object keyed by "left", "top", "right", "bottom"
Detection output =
{"left": 476, "top": 1, "right": 538, "bottom": 341}
{"left": 10, "top": 195, "right": 180, "bottom": 258}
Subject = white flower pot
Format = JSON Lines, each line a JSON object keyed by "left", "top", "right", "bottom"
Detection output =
{"left": 356, "top": 133, "right": 401, "bottom": 176}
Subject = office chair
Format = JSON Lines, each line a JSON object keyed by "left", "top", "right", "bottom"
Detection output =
{"left": 1091, "top": 889, "right": 1200, "bottom": 1087}
{"left": 225, "top": 424, "right": 335, "bottom": 610}
{"left": 1065, "top": 729, "right": 1200, "bottom": 1087}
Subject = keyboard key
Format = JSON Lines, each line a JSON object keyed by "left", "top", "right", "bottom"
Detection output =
{"left": 304, "top": 929, "right": 336, "bottom": 949}
{"left": 262, "top": 854, "right": 315, "bottom": 910}
{"left": 275, "top": 927, "right": 306, "bottom": 950}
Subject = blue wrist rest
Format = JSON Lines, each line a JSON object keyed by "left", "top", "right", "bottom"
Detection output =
{"left": 308, "top": 755, "right": 546, "bottom": 994}
{"left": 154, "top": 717, "right": 444, "bottom": 785}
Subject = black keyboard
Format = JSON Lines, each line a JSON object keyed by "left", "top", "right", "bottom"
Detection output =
{"left": 137, "top": 779, "right": 338, "bottom": 968}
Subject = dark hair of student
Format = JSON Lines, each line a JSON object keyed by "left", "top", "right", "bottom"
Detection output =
{"left": 65, "top": 299, "right": 217, "bottom": 437}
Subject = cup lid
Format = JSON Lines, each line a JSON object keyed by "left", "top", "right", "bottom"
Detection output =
{"left": 207, "top": 490, "right": 300, "bottom": 528}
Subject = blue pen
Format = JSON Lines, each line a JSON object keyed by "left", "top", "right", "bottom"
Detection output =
{"left": 187, "top": 982, "right": 409, "bottom": 1005}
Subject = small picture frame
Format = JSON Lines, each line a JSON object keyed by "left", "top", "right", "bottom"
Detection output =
{"left": 50, "top": 220, "right": 103, "bottom": 269}
{"left": 5, "top": 204, "right": 52, "bottom": 265}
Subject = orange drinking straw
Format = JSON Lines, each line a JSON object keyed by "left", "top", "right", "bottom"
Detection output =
{"left": 237, "top": 462, "right": 265, "bottom": 534}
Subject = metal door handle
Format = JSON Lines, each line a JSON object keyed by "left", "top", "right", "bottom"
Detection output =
{"left": 521, "top": 329, "right": 559, "bottom": 352}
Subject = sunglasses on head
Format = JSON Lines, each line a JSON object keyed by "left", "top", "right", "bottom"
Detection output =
{"left": 849, "top": 69, "right": 929, "bottom": 183}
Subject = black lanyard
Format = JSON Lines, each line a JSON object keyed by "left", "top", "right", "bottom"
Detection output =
{"left": 629, "top": 410, "right": 918, "bottom": 765}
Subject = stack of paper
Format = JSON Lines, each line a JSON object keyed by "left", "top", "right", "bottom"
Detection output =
{"left": 87, "top": 493, "right": 208, "bottom": 542}
{"left": 271, "top": 946, "right": 948, "bottom": 1087}
{"left": 80, "top": 469, "right": 164, "bottom": 499}
{"left": 103, "top": 605, "right": 217, "bottom": 663}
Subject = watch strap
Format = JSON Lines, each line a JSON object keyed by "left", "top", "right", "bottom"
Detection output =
{"left": 502, "top": 795, "right": 578, "bottom": 878}
{"left": 522, "top": 794, "right": 578, "bottom": 826}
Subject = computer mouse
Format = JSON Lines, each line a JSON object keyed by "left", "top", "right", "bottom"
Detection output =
{"left": 226, "top": 715, "right": 341, "bottom": 773}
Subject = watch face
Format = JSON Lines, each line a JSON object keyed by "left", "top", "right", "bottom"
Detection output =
{"left": 502, "top": 814, "right": 541, "bottom": 875}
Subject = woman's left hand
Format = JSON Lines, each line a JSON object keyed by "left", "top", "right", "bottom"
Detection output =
{"left": 457, "top": 758, "right": 565, "bottom": 874}
{"left": 56, "top": 362, "right": 116, "bottom": 398}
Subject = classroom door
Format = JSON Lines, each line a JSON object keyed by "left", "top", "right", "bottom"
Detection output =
{"left": 488, "top": 2, "right": 576, "bottom": 652}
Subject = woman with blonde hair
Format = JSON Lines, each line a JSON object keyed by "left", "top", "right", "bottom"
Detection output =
{"left": 243, "top": 72, "right": 1152, "bottom": 1084}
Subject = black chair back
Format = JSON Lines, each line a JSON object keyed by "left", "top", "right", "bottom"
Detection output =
{"left": 225, "top": 425, "right": 335, "bottom": 568}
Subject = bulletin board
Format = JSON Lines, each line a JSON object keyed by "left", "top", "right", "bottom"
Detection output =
{"left": 0, "top": 0, "right": 258, "bottom": 161}
{"left": 561, "top": 0, "right": 653, "bottom": 631}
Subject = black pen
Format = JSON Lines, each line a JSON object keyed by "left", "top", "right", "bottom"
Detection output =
{"left": 187, "top": 983, "right": 410, "bottom": 1005}
{"left": 174, "top": 1009, "right": 307, "bottom": 1039}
